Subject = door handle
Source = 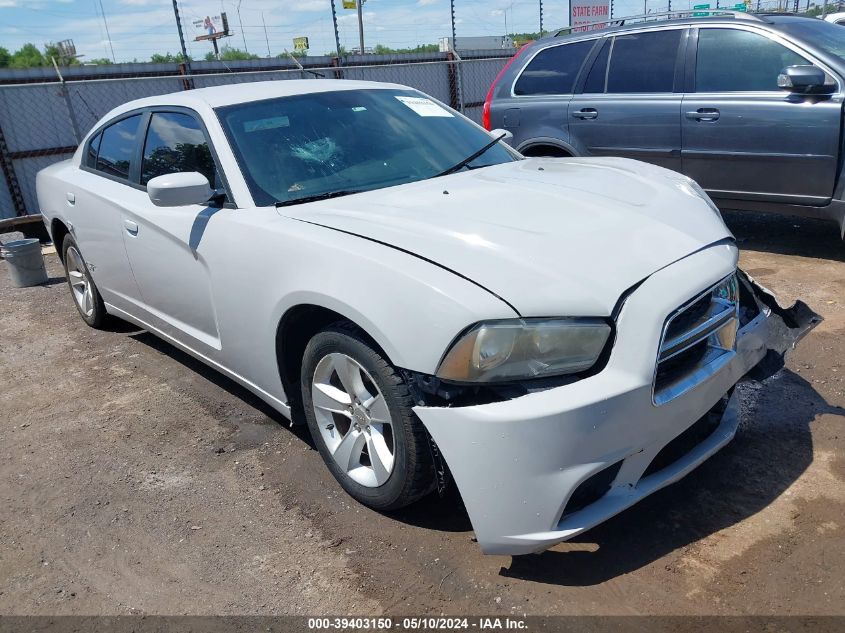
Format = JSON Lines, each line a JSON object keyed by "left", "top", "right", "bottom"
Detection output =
{"left": 124, "top": 219, "right": 139, "bottom": 236}
{"left": 66, "top": 192, "right": 75, "bottom": 206}
{"left": 572, "top": 108, "right": 598, "bottom": 120}
{"left": 685, "top": 108, "right": 720, "bottom": 122}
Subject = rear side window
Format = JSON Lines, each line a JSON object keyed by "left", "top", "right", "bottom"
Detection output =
{"left": 95, "top": 114, "right": 142, "bottom": 180}
{"left": 514, "top": 40, "right": 594, "bottom": 95}
{"left": 696, "top": 28, "right": 810, "bottom": 92}
{"left": 141, "top": 112, "right": 217, "bottom": 186}
{"left": 85, "top": 132, "right": 102, "bottom": 169}
{"left": 607, "top": 30, "right": 681, "bottom": 93}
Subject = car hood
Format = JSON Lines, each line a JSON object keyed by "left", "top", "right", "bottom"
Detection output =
{"left": 279, "top": 157, "right": 734, "bottom": 316}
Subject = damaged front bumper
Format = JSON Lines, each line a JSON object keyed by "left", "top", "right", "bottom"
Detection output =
{"left": 413, "top": 244, "right": 820, "bottom": 556}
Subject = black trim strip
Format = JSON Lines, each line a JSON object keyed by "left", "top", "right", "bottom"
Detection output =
{"left": 9, "top": 146, "right": 77, "bottom": 160}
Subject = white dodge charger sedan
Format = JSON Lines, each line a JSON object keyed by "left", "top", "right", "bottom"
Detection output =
{"left": 36, "top": 80, "right": 817, "bottom": 555}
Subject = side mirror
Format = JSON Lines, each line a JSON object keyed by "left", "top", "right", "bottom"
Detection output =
{"left": 778, "top": 65, "right": 833, "bottom": 94}
{"left": 147, "top": 172, "right": 213, "bottom": 207}
{"left": 489, "top": 128, "right": 514, "bottom": 143}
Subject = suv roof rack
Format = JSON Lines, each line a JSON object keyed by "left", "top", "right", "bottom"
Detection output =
{"left": 553, "top": 9, "right": 764, "bottom": 37}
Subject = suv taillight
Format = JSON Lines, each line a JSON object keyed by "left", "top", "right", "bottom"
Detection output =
{"left": 482, "top": 45, "right": 528, "bottom": 131}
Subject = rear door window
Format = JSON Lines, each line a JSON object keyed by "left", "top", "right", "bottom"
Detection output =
{"left": 95, "top": 114, "right": 142, "bottom": 180}
{"left": 514, "top": 40, "right": 595, "bottom": 95}
{"left": 85, "top": 132, "right": 102, "bottom": 169}
{"left": 606, "top": 30, "right": 682, "bottom": 93}
{"left": 695, "top": 28, "right": 810, "bottom": 92}
{"left": 582, "top": 39, "right": 610, "bottom": 93}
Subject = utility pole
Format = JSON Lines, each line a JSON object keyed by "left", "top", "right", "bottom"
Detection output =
{"left": 261, "top": 12, "right": 271, "bottom": 57}
{"left": 539, "top": 0, "right": 544, "bottom": 36}
{"left": 330, "top": 0, "right": 342, "bottom": 58}
{"left": 356, "top": 0, "right": 365, "bottom": 54}
{"left": 237, "top": 0, "right": 248, "bottom": 52}
{"left": 98, "top": 0, "right": 116, "bottom": 63}
{"left": 171, "top": 0, "right": 191, "bottom": 67}
{"left": 450, "top": 0, "right": 457, "bottom": 52}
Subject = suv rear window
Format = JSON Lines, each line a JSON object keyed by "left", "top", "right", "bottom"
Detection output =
{"left": 514, "top": 40, "right": 594, "bottom": 95}
{"left": 606, "top": 30, "right": 681, "bottom": 93}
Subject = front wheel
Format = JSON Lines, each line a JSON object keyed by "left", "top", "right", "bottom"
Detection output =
{"left": 301, "top": 323, "right": 436, "bottom": 510}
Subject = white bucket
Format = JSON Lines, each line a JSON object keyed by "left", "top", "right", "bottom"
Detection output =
{"left": 1, "top": 238, "right": 49, "bottom": 288}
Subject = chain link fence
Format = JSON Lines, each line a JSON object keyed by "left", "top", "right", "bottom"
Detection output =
{"left": 0, "top": 0, "right": 832, "bottom": 220}
{"left": 0, "top": 52, "right": 513, "bottom": 219}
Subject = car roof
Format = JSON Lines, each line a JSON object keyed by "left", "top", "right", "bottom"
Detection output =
{"left": 539, "top": 12, "right": 820, "bottom": 44}
{"left": 108, "top": 79, "right": 410, "bottom": 115}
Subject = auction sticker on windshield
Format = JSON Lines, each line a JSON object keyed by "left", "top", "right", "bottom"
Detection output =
{"left": 395, "top": 96, "right": 453, "bottom": 117}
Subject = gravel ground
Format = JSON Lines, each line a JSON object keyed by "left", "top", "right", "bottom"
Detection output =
{"left": 0, "top": 211, "right": 843, "bottom": 616}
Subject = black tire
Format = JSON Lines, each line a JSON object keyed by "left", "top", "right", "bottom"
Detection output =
{"left": 301, "top": 322, "right": 436, "bottom": 510}
{"left": 61, "top": 234, "right": 107, "bottom": 328}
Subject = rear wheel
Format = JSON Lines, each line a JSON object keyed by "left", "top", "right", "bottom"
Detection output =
{"left": 62, "top": 235, "right": 107, "bottom": 328}
{"left": 301, "top": 323, "right": 435, "bottom": 510}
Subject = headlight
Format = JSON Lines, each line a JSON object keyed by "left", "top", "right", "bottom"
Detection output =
{"left": 436, "top": 318, "right": 611, "bottom": 383}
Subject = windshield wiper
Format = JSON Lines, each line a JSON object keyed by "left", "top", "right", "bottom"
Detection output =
{"left": 274, "top": 189, "right": 361, "bottom": 207}
{"left": 436, "top": 133, "right": 506, "bottom": 178}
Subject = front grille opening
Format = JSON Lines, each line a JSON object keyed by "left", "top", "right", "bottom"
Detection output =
{"left": 653, "top": 274, "right": 739, "bottom": 405}
{"left": 562, "top": 460, "right": 623, "bottom": 518}
{"left": 654, "top": 339, "right": 709, "bottom": 392}
{"left": 642, "top": 393, "right": 730, "bottom": 479}
{"left": 665, "top": 293, "right": 710, "bottom": 341}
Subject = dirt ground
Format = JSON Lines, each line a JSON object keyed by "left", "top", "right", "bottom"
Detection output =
{"left": 0, "top": 210, "right": 843, "bottom": 617}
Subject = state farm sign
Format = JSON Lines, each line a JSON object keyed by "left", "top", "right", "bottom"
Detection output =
{"left": 571, "top": 0, "right": 610, "bottom": 32}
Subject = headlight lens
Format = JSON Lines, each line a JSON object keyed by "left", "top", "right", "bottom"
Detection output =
{"left": 436, "top": 318, "right": 611, "bottom": 383}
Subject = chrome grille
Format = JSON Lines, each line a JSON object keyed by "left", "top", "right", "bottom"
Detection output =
{"left": 653, "top": 274, "right": 739, "bottom": 405}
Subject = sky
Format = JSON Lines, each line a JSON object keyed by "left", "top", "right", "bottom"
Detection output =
{"left": 0, "top": 0, "right": 690, "bottom": 63}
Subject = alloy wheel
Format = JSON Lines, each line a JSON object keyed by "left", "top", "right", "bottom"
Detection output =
{"left": 65, "top": 246, "right": 94, "bottom": 318}
{"left": 311, "top": 352, "right": 396, "bottom": 487}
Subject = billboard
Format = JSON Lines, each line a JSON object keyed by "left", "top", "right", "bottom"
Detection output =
{"left": 191, "top": 12, "right": 230, "bottom": 41}
{"left": 293, "top": 36, "right": 309, "bottom": 52}
{"left": 571, "top": 0, "right": 610, "bottom": 32}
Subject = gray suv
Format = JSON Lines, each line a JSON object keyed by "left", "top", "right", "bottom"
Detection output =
{"left": 484, "top": 12, "right": 845, "bottom": 238}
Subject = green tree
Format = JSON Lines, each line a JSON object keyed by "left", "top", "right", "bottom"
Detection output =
{"left": 372, "top": 43, "right": 439, "bottom": 54}
{"left": 87, "top": 57, "right": 114, "bottom": 65}
{"left": 0, "top": 47, "right": 10, "bottom": 68}
{"left": 217, "top": 46, "right": 260, "bottom": 61}
{"left": 150, "top": 52, "right": 191, "bottom": 63}
{"left": 43, "top": 42, "right": 80, "bottom": 66}
{"left": 10, "top": 43, "right": 45, "bottom": 68}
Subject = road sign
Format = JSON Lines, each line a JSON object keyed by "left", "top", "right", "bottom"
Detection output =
{"left": 733, "top": 2, "right": 747, "bottom": 10}
{"left": 293, "top": 36, "right": 309, "bottom": 52}
{"left": 342, "top": 0, "right": 356, "bottom": 8}
{"left": 571, "top": 0, "right": 611, "bottom": 32}
{"left": 693, "top": 3, "right": 711, "bottom": 16}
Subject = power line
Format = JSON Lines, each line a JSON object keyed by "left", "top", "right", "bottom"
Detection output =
{"left": 97, "top": 0, "right": 116, "bottom": 63}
